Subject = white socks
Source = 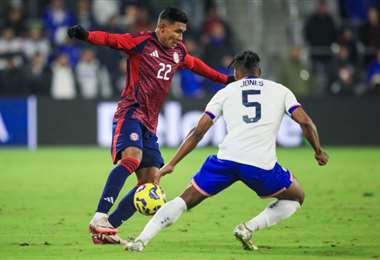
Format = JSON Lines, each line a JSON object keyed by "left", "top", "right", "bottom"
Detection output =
{"left": 245, "top": 200, "right": 300, "bottom": 232}
{"left": 136, "top": 197, "right": 187, "bottom": 245}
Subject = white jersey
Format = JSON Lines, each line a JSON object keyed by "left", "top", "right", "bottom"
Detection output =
{"left": 205, "top": 77, "right": 300, "bottom": 170}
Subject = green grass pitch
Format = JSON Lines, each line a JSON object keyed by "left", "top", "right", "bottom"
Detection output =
{"left": 0, "top": 147, "right": 379, "bottom": 259}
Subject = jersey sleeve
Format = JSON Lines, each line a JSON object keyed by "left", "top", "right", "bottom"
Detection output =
{"left": 87, "top": 31, "right": 149, "bottom": 54}
{"left": 284, "top": 88, "right": 301, "bottom": 115}
{"left": 182, "top": 54, "right": 228, "bottom": 84}
{"left": 204, "top": 89, "right": 227, "bottom": 122}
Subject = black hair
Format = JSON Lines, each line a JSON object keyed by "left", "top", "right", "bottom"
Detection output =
{"left": 158, "top": 7, "right": 188, "bottom": 24}
{"left": 229, "top": 50, "right": 260, "bottom": 73}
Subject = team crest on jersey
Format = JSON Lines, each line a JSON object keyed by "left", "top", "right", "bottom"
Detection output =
{"left": 130, "top": 133, "right": 139, "bottom": 141}
{"left": 173, "top": 52, "right": 179, "bottom": 63}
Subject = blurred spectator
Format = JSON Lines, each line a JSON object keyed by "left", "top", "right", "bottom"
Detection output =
{"left": 92, "top": 0, "right": 119, "bottom": 26}
{"left": 4, "top": 5, "right": 27, "bottom": 36}
{"left": 76, "top": 0, "right": 96, "bottom": 30}
{"left": 55, "top": 38, "right": 81, "bottom": 68}
{"left": 0, "top": 28, "right": 28, "bottom": 95}
{"left": 201, "top": 0, "right": 234, "bottom": 44}
{"left": 304, "top": 0, "right": 337, "bottom": 95}
{"left": 22, "top": 25, "right": 50, "bottom": 65}
{"left": 278, "top": 46, "right": 312, "bottom": 97}
{"left": 119, "top": 3, "right": 153, "bottom": 33}
{"left": 96, "top": 16, "right": 124, "bottom": 87}
{"left": 339, "top": 0, "right": 380, "bottom": 26}
{"left": 203, "top": 21, "right": 234, "bottom": 68}
{"left": 202, "top": 21, "right": 234, "bottom": 93}
{"left": 50, "top": 53, "right": 76, "bottom": 99}
{"left": 0, "top": 27, "right": 24, "bottom": 70}
{"left": 43, "top": 0, "right": 76, "bottom": 46}
{"left": 178, "top": 37, "right": 204, "bottom": 98}
{"left": 76, "top": 48, "right": 112, "bottom": 99}
{"left": 367, "top": 49, "right": 380, "bottom": 94}
{"left": 359, "top": 7, "right": 380, "bottom": 65}
{"left": 330, "top": 45, "right": 357, "bottom": 95}
{"left": 25, "top": 52, "right": 52, "bottom": 96}
{"left": 337, "top": 27, "right": 358, "bottom": 65}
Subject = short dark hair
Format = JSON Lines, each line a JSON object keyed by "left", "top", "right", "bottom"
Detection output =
{"left": 229, "top": 50, "right": 260, "bottom": 73}
{"left": 158, "top": 7, "right": 188, "bottom": 24}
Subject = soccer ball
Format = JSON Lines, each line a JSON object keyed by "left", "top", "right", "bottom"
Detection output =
{"left": 133, "top": 183, "right": 166, "bottom": 216}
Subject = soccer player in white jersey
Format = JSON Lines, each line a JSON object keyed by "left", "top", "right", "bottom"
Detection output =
{"left": 124, "top": 50, "right": 329, "bottom": 252}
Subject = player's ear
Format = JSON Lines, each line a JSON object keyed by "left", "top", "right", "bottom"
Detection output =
{"left": 257, "top": 67, "right": 262, "bottom": 77}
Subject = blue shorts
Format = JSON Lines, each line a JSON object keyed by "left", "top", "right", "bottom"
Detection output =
{"left": 192, "top": 155, "right": 293, "bottom": 197}
{"left": 110, "top": 108, "right": 164, "bottom": 169}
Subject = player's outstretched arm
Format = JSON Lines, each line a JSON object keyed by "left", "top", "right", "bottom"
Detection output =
{"left": 67, "top": 25, "right": 146, "bottom": 51}
{"left": 291, "top": 107, "right": 329, "bottom": 166}
{"left": 159, "top": 114, "right": 214, "bottom": 177}
{"left": 183, "top": 54, "right": 235, "bottom": 84}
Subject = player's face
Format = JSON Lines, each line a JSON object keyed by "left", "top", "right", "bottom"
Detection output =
{"left": 159, "top": 21, "right": 186, "bottom": 48}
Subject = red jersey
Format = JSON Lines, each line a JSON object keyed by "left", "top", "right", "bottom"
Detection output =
{"left": 87, "top": 31, "right": 228, "bottom": 133}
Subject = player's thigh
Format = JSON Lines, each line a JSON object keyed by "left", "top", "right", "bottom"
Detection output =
{"left": 135, "top": 167, "right": 159, "bottom": 185}
{"left": 239, "top": 163, "right": 293, "bottom": 199}
{"left": 111, "top": 111, "right": 143, "bottom": 163}
{"left": 180, "top": 185, "right": 208, "bottom": 210}
{"left": 192, "top": 155, "right": 237, "bottom": 197}
{"left": 274, "top": 176, "right": 305, "bottom": 205}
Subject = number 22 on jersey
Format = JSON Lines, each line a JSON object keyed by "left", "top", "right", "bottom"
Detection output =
{"left": 157, "top": 63, "right": 172, "bottom": 80}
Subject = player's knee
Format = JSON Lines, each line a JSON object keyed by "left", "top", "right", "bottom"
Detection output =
{"left": 119, "top": 156, "right": 141, "bottom": 173}
{"left": 297, "top": 188, "right": 305, "bottom": 205}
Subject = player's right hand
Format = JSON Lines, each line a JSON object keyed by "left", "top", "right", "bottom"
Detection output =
{"left": 67, "top": 25, "right": 89, "bottom": 41}
{"left": 315, "top": 151, "right": 329, "bottom": 166}
{"left": 159, "top": 163, "right": 175, "bottom": 177}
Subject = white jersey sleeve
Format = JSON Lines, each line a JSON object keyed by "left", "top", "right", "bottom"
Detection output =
{"left": 284, "top": 88, "right": 301, "bottom": 115}
{"left": 205, "top": 88, "right": 227, "bottom": 121}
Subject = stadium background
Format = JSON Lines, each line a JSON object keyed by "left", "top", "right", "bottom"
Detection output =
{"left": 0, "top": 1, "right": 379, "bottom": 259}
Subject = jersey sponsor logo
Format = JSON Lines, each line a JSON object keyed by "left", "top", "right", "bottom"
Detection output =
{"left": 150, "top": 50, "right": 159, "bottom": 58}
{"left": 130, "top": 132, "right": 139, "bottom": 141}
{"left": 173, "top": 52, "right": 179, "bottom": 63}
{"left": 0, "top": 113, "right": 9, "bottom": 143}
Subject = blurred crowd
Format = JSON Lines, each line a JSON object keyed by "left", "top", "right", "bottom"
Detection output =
{"left": 282, "top": 0, "right": 380, "bottom": 97}
{"left": 0, "top": 0, "right": 236, "bottom": 99}
{"left": 1, "top": 0, "right": 380, "bottom": 99}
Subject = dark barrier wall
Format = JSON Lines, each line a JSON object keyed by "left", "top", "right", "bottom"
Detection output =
{"left": 37, "top": 97, "right": 380, "bottom": 146}
{"left": 38, "top": 98, "right": 97, "bottom": 145}
{"left": 301, "top": 97, "right": 380, "bottom": 145}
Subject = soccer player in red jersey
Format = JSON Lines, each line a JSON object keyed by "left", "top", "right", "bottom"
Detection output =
{"left": 68, "top": 7, "right": 234, "bottom": 244}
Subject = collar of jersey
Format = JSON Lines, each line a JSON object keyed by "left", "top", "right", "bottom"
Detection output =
{"left": 245, "top": 76, "right": 258, "bottom": 79}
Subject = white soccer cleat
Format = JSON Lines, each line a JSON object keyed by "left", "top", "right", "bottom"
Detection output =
{"left": 233, "top": 224, "right": 258, "bottom": 251}
{"left": 92, "top": 233, "right": 125, "bottom": 245}
{"left": 124, "top": 239, "right": 145, "bottom": 252}
{"left": 89, "top": 214, "right": 118, "bottom": 235}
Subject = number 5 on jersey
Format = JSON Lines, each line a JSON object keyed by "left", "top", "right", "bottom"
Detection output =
{"left": 242, "top": 90, "right": 261, "bottom": 123}
{"left": 157, "top": 63, "right": 172, "bottom": 80}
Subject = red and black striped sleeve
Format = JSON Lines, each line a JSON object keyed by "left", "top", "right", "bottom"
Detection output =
{"left": 87, "top": 31, "right": 150, "bottom": 54}
{"left": 182, "top": 54, "right": 228, "bottom": 84}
